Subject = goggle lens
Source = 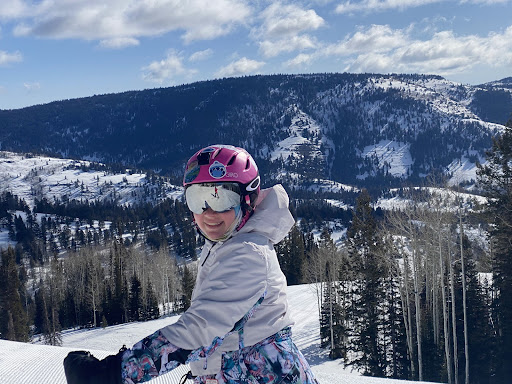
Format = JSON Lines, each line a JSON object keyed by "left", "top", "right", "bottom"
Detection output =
{"left": 186, "top": 183, "right": 242, "bottom": 214}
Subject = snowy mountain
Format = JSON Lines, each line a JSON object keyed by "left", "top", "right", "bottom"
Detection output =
{"left": 0, "top": 284, "right": 441, "bottom": 384}
{"left": 0, "top": 151, "right": 182, "bottom": 208}
{"left": 0, "top": 73, "right": 509, "bottom": 190}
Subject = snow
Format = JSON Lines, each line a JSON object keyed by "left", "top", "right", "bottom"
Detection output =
{"left": 445, "top": 153, "right": 485, "bottom": 186}
{"left": 375, "top": 187, "right": 487, "bottom": 212}
{"left": 270, "top": 107, "right": 333, "bottom": 163}
{"left": 308, "top": 179, "right": 359, "bottom": 194}
{"left": 360, "top": 140, "right": 413, "bottom": 179}
{"left": 0, "top": 284, "right": 441, "bottom": 384}
{"left": 0, "top": 151, "right": 183, "bottom": 208}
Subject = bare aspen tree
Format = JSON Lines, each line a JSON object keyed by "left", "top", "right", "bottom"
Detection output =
{"left": 72, "top": 247, "right": 105, "bottom": 327}
{"left": 411, "top": 218, "right": 424, "bottom": 382}
{"left": 320, "top": 234, "right": 341, "bottom": 354}
{"left": 397, "top": 237, "right": 416, "bottom": 378}
{"left": 152, "top": 247, "right": 180, "bottom": 314}
{"left": 306, "top": 245, "right": 326, "bottom": 323}
{"left": 456, "top": 194, "right": 470, "bottom": 384}
{"left": 381, "top": 213, "right": 415, "bottom": 377}
{"left": 448, "top": 237, "right": 459, "bottom": 384}
{"left": 387, "top": 202, "right": 424, "bottom": 380}
{"left": 426, "top": 190, "right": 454, "bottom": 384}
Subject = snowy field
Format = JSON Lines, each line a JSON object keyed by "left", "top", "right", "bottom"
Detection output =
{"left": 0, "top": 284, "right": 441, "bottom": 384}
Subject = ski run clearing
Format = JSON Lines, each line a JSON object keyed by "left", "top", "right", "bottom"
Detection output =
{"left": 1, "top": 284, "right": 440, "bottom": 384}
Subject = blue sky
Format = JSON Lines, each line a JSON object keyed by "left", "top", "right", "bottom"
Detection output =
{"left": 0, "top": 0, "right": 511, "bottom": 110}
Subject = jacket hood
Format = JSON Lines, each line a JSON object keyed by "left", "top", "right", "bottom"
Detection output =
{"left": 237, "top": 184, "right": 295, "bottom": 244}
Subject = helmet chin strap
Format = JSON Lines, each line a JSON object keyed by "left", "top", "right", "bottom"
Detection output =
{"left": 236, "top": 197, "right": 255, "bottom": 232}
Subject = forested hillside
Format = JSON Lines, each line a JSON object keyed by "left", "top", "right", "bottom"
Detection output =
{"left": 1, "top": 74, "right": 510, "bottom": 190}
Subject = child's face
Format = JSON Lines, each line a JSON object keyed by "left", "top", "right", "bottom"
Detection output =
{"left": 193, "top": 208, "right": 237, "bottom": 241}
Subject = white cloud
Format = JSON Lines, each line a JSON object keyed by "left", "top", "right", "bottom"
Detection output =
{"left": 98, "top": 37, "right": 139, "bottom": 49}
{"left": 259, "top": 35, "right": 318, "bottom": 58}
{"left": 335, "top": 0, "right": 444, "bottom": 14}
{"left": 332, "top": 25, "right": 512, "bottom": 76}
{"left": 283, "top": 53, "right": 314, "bottom": 68}
{"left": 10, "top": 0, "right": 251, "bottom": 44}
{"left": 23, "top": 82, "right": 40, "bottom": 91}
{"left": 189, "top": 49, "right": 213, "bottom": 62}
{"left": 215, "top": 57, "right": 265, "bottom": 78}
{"left": 335, "top": 0, "right": 510, "bottom": 14}
{"left": 253, "top": 2, "right": 325, "bottom": 40}
{"left": 0, "top": 0, "right": 29, "bottom": 19}
{"left": 249, "top": 2, "right": 324, "bottom": 59}
{"left": 142, "top": 51, "right": 197, "bottom": 84}
{"left": 277, "top": 23, "right": 512, "bottom": 77}
{"left": 324, "top": 25, "right": 408, "bottom": 56}
{"left": 0, "top": 50, "right": 22, "bottom": 65}
{"left": 460, "top": 0, "right": 510, "bottom": 4}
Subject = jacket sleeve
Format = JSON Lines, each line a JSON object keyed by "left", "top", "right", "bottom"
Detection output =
{"left": 121, "top": 330, "right": 191, "bottom": 384}
{"left": 159, "top": 238, "right": 269, "bottom": 351}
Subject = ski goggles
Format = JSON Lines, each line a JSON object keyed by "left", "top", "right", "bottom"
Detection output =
{"left": 185, "top": 183, "right": 242, "bottom": 214}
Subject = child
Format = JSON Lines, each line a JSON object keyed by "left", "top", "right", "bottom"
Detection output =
{"left": 64, "top": 145, "right": 319, "bottom": 384}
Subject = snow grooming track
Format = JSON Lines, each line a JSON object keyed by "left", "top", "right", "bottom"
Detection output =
{"left": 0, "top": 340, "right": 189, "bottom": 384}
{"left": 0, "top": 340, "right": 106, "bottom": 384}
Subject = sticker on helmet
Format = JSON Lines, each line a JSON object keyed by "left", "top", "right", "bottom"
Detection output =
{"left": 184, "top": 160, "right": 200, "bottom": 183}
{"left": 209, "top": 161, "right": 226, "bottom": 179}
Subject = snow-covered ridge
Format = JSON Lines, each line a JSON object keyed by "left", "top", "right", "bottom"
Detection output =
{"left": 0, "top": 151, "right": 183, "bottom": 208}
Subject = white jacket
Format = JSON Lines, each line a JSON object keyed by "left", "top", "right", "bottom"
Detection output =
{"left": 159, "top": 184, "right": 295, "bottom": 376}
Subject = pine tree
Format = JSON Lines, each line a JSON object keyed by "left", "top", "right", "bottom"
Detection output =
{"left": 129, "top": 274, "right": 143, "bottom": 321}
{"left": 143, "top": 281, "right": 160, "bottom": 320}
{"left": 276, "top": 225, "right": 306, "bottom": 285}
{"left": 315, "top": 226, "right": 349, "bottom": 359}
{"left": 181, "top": 264, "right": 195, "bottom": 311}
{"left": 319, "top": 280, "right": 346, "bottom": 359}
{"left": 0, "top": 247, "right": 29, "bottom": 341}
{"left": 346, "top": 189, "right": 387, "bottom": 377}
{"left": 452, "top": 234, "right": 492, "bottom": 384}
{"left": 108, "top": 242, "right": 129, "bottom": 324}
{"left": 476, "top": 119, "right": 512, "bottom": 382}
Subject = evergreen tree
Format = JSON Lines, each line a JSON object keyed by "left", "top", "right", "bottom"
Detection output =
{"left": 383, "top": 272, "right": 409, "bottom": 379}
{"left": 346, "top": 189, "right": 387, "bottom": 377}
{"left": 181, "top": 264, "right": 195, "bottom": 311}
{"left": 276, "top": 225, "right": 306, "bottom": 285}
{"left": 453, "top": 234, "right": 492, "bottom": 384}
{"left": 477, "top": 119, "right": 512, "bottom": 382}
{"left": 319, "top": 281, "right": 346, "bottom": 359}
{"left": 108, "top": 242, "right": 128, "bottom": 324}
{"left": 143, "top": 281, "right": 160, "bottom": 321}
{"left": 0, "top": 247, "right": 29, "bottom": 341}
{"left": 129, "top": 274, "right": 143, "bottom": 322}
{"left": 316, "top": 226, "right": 350, "bottom": 360}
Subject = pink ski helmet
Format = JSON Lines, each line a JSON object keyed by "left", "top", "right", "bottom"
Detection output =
{"left": 183, "top": 144, "right": 261, "bottom": 211}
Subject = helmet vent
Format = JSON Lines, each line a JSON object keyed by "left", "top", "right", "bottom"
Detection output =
{"left": 227, "top": 154, "right": 237, "bottom": 166}
{"left": 212, "top": 148, "right": 222, "bottom": 159}
{"left": 245, "top": 158, "right": 250, "bottom": 170}
{"left": 197, "top": 151, "right": 211, "bottom": 165}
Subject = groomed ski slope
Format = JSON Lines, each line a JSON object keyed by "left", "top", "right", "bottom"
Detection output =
{"left": 0, "top": 284, "right": 442, "bottom": 384}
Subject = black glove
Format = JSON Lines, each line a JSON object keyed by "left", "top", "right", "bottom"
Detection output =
{"left": 63, "top": 350, "right": 122, "bottom": 384}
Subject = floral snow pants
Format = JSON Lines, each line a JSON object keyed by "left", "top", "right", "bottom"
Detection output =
{"left": 194, "top": 328, "right": 318, "bottom": 384}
